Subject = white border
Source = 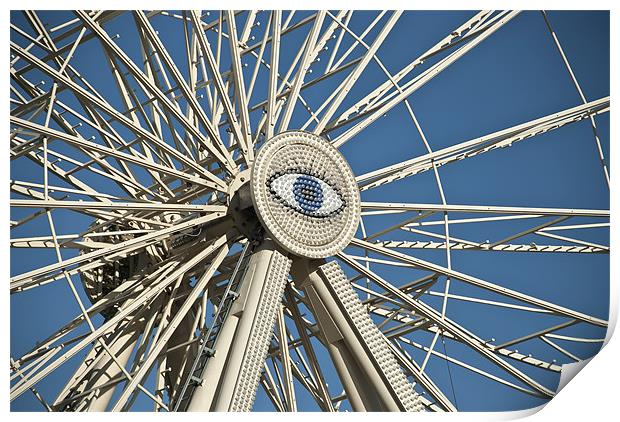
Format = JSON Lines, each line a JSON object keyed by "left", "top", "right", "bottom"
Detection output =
{"left": 3, "top": 2, "right": 617, "bottom": 420}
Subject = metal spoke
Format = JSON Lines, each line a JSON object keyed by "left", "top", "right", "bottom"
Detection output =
{"left": 356, "top": 97, "right": 610, "bottom": 191}
{"left": 11, "top": 10, "right": 608, "bottom": 413}
{"left": 336, "top": 252, "right": 556, "bottom": 398}
{"left": 541, "top": 11, "right": 610, "bottom": 188}
{"left": 331, "top": 12, "right": 519, "bottom": 147}
{"left": 346, "top": 238, "right": 607, "bottom": 327}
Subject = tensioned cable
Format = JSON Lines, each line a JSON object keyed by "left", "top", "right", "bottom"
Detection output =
{"left": 440, "top": 331, "right": 459, "bottom": 410}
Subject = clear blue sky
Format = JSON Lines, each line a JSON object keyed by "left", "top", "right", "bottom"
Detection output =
{"left": 10, "top": 10, "right": 609, "bottom": 412}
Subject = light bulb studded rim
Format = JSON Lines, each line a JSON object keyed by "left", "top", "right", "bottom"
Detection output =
{"left": 251, "top": 131, "right": 361, "bottom": 259}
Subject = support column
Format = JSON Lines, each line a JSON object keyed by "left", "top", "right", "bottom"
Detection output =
{"left": 187, "top": 239, "right": 292, "bottom": 411}
{"left": 291, "top": 259, "right": 422, "bottom": 412}
{"left": 165, "top": 299, "right": 200, "bottom": 403}
{"left": 55, "top": 319, "right": 143, "bottom": 411}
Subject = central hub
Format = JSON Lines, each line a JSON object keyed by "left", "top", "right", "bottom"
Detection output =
{"left": 251, "top": 131, "right": 360, "bottom": 259}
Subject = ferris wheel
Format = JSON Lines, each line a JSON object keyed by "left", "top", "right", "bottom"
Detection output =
{"left": 10, "top": 10, "right": 610, "bottom": 412}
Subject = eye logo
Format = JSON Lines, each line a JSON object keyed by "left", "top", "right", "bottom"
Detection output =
{"left": 269, "top": 172, "right": 344, "bottom": 218}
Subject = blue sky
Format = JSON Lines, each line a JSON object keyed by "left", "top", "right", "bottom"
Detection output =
{"left": 10, "top": 10, "right": 609, "bottom": 412}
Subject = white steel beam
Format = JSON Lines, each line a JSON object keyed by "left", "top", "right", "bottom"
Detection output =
{"left": 225, "top": 10, "right": 254, "bottom": 163}
{"left": 376, "top": 240, "right": 607, "bottom": 254}
{"left": 356, "top": 96, "right": 610, "bottom": 190}
{"left": 277, "top": 12, "right": 326, "bottom": 132}
{"left": 10, "top": 199, "right": 225, "bottom": 214}
{"left": 337, "top": 252, "right": 556, "bottom": 398}
{"left": 347, "top": 238, "right": 607, "bottom": 327}
{"left": 56, "top": 319, "right": 144, "bottom": 411}
{"left": 291, "top": 259, "right": 422, "bottom": 412}
{"left": 110, "top": 243, "right": 230, "bottom": 410}
{"left": 313, "top": 11, "right": 401, "bottom": 134}
{"left": 11, "top": 213, "right": 227, "bottom": 292}
{"left": 187, "top": 239, "right": 292, "bottom": 411}
{"left": 360, "top": 202, "right": 609, "bottom": 218}
{"left": 541, "top": 11, "right": 610, "bottom": 188}
{"left": 75, "top": 11, "right": 237, "bottom": 172}
{"left": 188, "top": 10, "right": 248, "bottom": 166}
{"left": 332, "top": 12, "right": 519, "bottom": 148}
{"left": 265, "top": 10, "right": 281, "bottom": 140}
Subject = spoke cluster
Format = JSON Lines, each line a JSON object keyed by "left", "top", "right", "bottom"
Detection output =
{"left": 10, "top": 10, "right": 609, "bottom": 412}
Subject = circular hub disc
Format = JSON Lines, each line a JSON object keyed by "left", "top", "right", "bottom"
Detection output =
{"left": 251, "top": 131, "right": 360, "bottom": 259}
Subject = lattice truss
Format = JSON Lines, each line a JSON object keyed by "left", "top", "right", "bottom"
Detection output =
{"left": 10, "top": 10, "right": 609, "bottom": 412}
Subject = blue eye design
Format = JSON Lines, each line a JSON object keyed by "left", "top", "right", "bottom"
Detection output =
{"left": 268, "top": 172, "right": 344, "bottom": 218}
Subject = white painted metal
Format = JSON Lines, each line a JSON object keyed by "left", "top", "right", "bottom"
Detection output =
{"left": 292, "top": 259, "right": 422, "bottom": 411}
{"left": 187, "top": 239, "right": 292, "bottom": 411}
{"left": 10, "top": 10, "right": 609, "bottom": 413}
